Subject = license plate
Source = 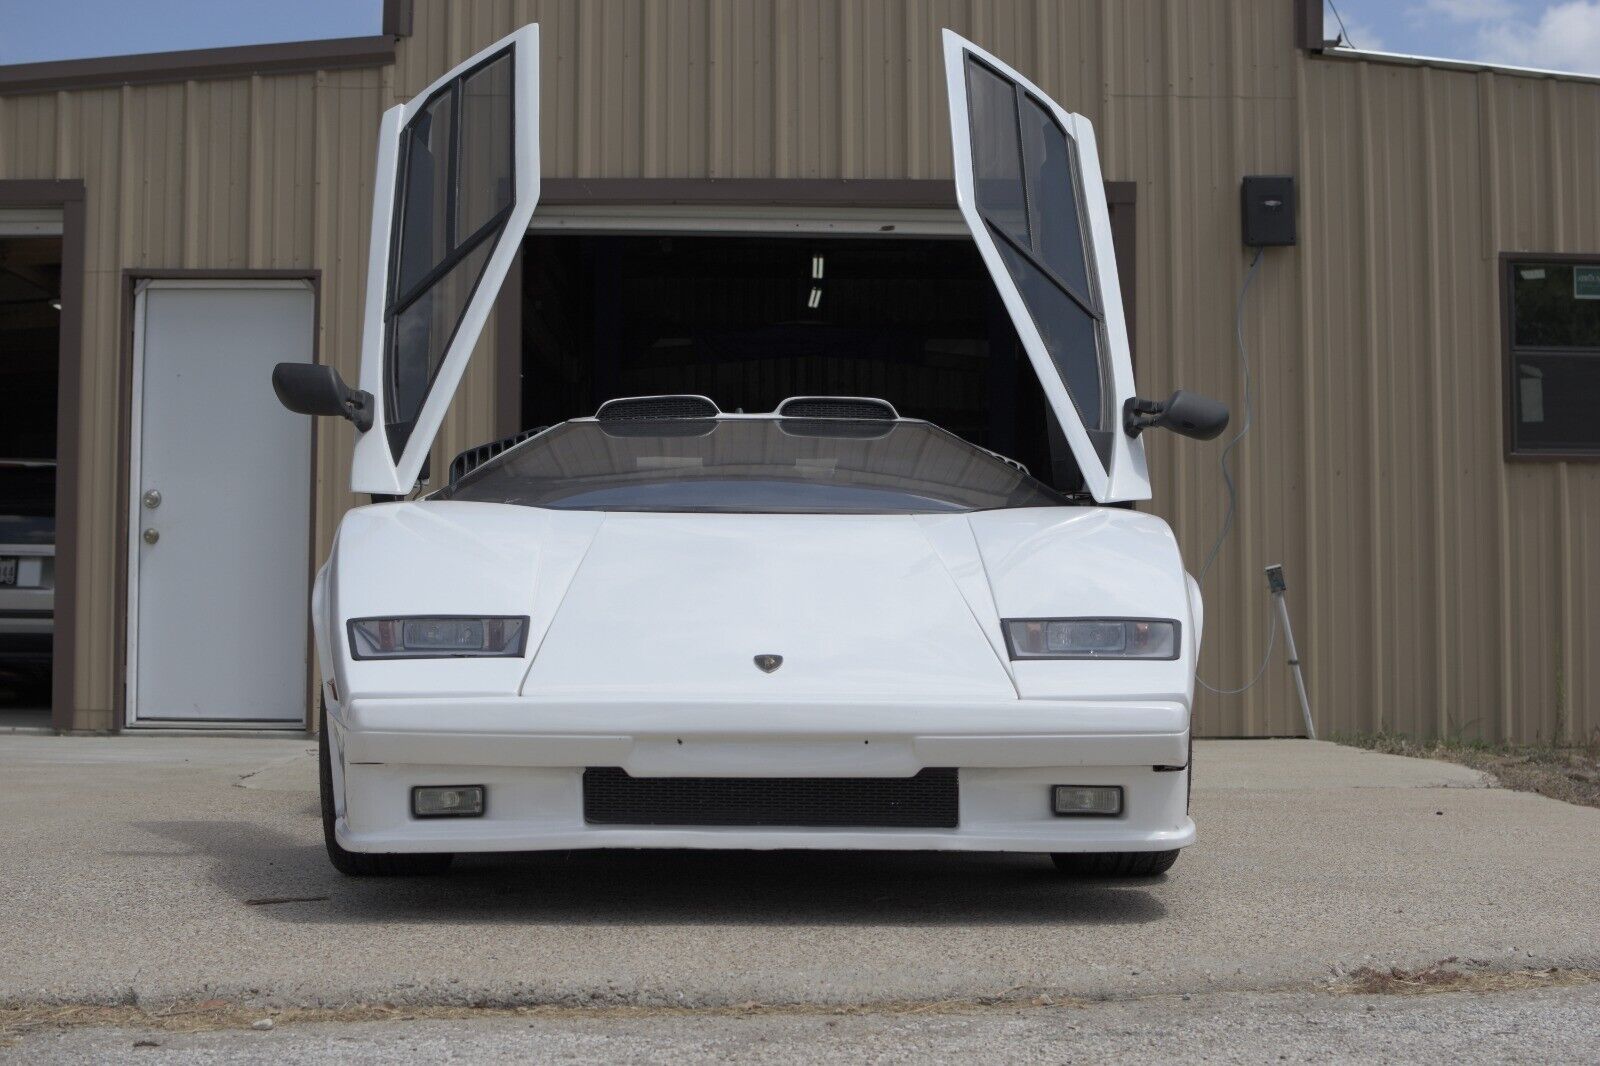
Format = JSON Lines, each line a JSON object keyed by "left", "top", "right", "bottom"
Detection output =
{"left": 0, "top": 557, "right": 14, "bottom": 586}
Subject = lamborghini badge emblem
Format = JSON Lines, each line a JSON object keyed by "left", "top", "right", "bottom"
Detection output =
{"left": 754, "top": 654, "right": 784, "bottom": 673}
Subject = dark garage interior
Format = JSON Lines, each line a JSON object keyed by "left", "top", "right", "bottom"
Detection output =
{"left": 514, "top": 234, "right": 1082, "bottom": 492}
{"left": 0, "top": 235, "right": 61, "bottom": 726}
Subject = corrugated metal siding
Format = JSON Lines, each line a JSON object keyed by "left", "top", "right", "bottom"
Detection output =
{"left": 1294, "top": 58, "right": 1600, "bottom": 746}
{"left": 0, "top": 68, "right": 402, "bottom": 729}
{"left": 3, "top": 0, "right": 1597, "bottom": 742}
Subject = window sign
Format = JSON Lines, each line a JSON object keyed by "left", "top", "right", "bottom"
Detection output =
{"left": 1576, "top": 265, "right": 1600, "bottom": 300}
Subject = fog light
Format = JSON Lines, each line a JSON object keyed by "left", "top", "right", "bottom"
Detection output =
{"left": 412, "top": 786, "right": 485, "bottom": 818}
{"left": 1052, "top": 785, "right": 1122, "bottom": 817}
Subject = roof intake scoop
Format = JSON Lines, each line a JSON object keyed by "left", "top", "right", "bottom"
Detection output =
{"left": 775, "top": 396, "right": 899, "bottom": 420}
{"left": 596, "top": 395, "right": 721, "bottom": 421}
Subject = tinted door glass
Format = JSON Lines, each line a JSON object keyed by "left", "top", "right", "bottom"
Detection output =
{"left": 457, "top": 55, "right": 514, "bottom": 242}
{"left": 1020, "top": 97, "right": 1092, "bottom": 303}
{"left": 383, "top": 48, "right": 518, "bottom": 459}
{"left": 392, "top": 93, "right": 453, "bottom": 300}
{"left": 966, "top": 63, "right": 1031, "bottom": 250}
{"left": 964, "top": 55, "right": 1107, "bottom": 460}
{"left": 992, "top": 232, "right": 1107, "bottom": 452}
{"left": 388, "top": 239, "right": 495, "bottom": 448}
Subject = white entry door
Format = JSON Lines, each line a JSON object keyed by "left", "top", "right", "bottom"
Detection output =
{"left": 127, "top": 280, "right": 314, "bottom": 726}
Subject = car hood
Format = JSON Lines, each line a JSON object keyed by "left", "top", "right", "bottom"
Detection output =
{"left": 522, "top": 511, "right": 1017, "bottom": 700}
{"left": 329, "top": 502, "right": 1194, "bottom": 703}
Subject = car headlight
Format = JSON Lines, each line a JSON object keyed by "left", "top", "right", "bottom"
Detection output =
{"left": 347, "top": 616, "right": 529, "bottom": 660}
{"left": 1003, "top": 618, "right": 1178, "bottom": 660}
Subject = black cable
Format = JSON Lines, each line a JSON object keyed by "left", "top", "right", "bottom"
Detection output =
{"left": 1196, "top": 247, "right": 1278, "bottom": 696}
{"left": 1326, "top": 1, "right": 1355, "bottom": 48}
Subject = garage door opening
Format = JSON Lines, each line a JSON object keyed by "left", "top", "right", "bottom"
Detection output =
{"left": 0, "top": 234, "right": 61, "bottom": 728}
{"left": 515, "top": 233, "right": 1081, "bottom": 492}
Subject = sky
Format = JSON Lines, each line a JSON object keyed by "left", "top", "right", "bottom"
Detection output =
{"left": 1324, "top": 0, "right": 1600, "bottom": 75}
{"left": 0, "top": 0, "right": 1595, "bottom": 78}
{"left": 0, "top": 0, "right": 383, "bottom": 64}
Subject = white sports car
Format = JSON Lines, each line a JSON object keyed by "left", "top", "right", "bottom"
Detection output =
{"left": 274, "top": 26, "right": 1227, "bottom": 878}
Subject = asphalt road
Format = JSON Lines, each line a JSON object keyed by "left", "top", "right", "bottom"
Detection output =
{"left": 1, "top": 735, "right": 1597, "bottom": 1016}
{"left": 8, "top": 984, "right": 1600, "bottom": 1063}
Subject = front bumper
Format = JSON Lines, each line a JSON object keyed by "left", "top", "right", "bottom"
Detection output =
{"left": 330, "top": 697, "right": 1194, "bottom": 855}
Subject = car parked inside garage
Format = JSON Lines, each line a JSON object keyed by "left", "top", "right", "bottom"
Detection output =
{"left": 0, "top": 459, "right": 55, "bottom": 701}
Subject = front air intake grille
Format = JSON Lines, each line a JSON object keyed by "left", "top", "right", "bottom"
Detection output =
{"left": 582, "top": 768, "right": 959, "bottom": 828}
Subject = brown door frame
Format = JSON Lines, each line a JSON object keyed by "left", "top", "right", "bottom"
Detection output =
{"left": 496, "top": 178, "right": 1137, "bottom": 435}
{"left": 116, "top": 269, "right": 322, "bottom": 731}
{"left": 0, "top": 180, "right": 85, "bottom": 733}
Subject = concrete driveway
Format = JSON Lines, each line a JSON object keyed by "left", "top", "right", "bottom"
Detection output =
{"left": 1, "top": 735, "right": 1597, "bottom": 1012}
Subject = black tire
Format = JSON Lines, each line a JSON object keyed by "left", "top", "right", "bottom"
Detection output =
{"left": 319, "top": 712, "right": 452, "bottom": 877}
{"left": 1050, "top": 850, "right": 1180, "bottom": 877}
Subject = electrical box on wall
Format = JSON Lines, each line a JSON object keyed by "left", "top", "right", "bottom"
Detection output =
{"left": 1241, "top": 175, "right": 1297, "bottom": 247}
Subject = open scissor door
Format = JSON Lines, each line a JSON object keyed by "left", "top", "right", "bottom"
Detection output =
{"left": 942, "top": 30, "right": 1148, "bottom": 502}
{"left": 350, "top": 25, "right": 540, "bottom": 495}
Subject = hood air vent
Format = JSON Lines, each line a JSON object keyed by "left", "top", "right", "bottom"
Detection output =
{"left": 775, "top": 396, "right": 899, "bottom": 420}
{"left": 447, "top": 427, "right": 547, "bottom": 487}
{"left": 596, "top": 395, "right": 721, "bottom": 421}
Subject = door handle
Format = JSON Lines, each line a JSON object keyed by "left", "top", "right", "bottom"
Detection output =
{"left": 142, "top": 528, "right": 160, "bottom": 545}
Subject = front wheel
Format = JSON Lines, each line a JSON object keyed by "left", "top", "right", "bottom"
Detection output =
{"left": 1050, "top": 850, "right": 1179, "bottom": 877}
{"left": 319, "top": 711, "right": 452, "bottom": 877}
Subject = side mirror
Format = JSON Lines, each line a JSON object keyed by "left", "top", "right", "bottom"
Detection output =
{"left": 271, "top": 363, "right": 374, "bottom": 432}
{"left": 1123, "top": 389, "right": 1230, "bottom": 441}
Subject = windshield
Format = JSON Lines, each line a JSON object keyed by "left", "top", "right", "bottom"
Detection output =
{"left": 0, "top": 463, "right": 55, "bottom": 545}
{"left": 438, "top": 418, "right": 1068, "bottom": 514}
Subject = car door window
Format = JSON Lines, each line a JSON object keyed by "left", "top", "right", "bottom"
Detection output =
{"left": 1020, "top": 97, "right": 1094, "bottom": 305}
{"left": 457, "top": 57, "right": 515, "bottom": 241}
{"left": 963, "top": 54, "right": 1110, "bottom": 463}
{"left": 392, "top": 92, "right": 454, "bottom": 300}
{"left": 388, "top": 239, "right": 497, "bottom": 445}
{"left": 967, "top": 62, "right": 1032, "bottom": 251}
{"left": 385, "top": 51, "right": 515, "bottom": 457}
{"left": 944, "top": 29, "right": 1147, "bottom": 502}
{"left": 990, "top": 236, "right": 1103, "bottom": 434}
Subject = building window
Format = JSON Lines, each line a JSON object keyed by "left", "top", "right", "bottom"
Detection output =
{"left": 1504, "top": 256, "right": 1600, "bottom": 458}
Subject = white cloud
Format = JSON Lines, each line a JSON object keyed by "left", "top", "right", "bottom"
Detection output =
{"left": 1419, "top": 0, "right": 1516, "bottom": 20}
{"left": 1477, "top": 1, "right": 1600, "bottom": 74}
